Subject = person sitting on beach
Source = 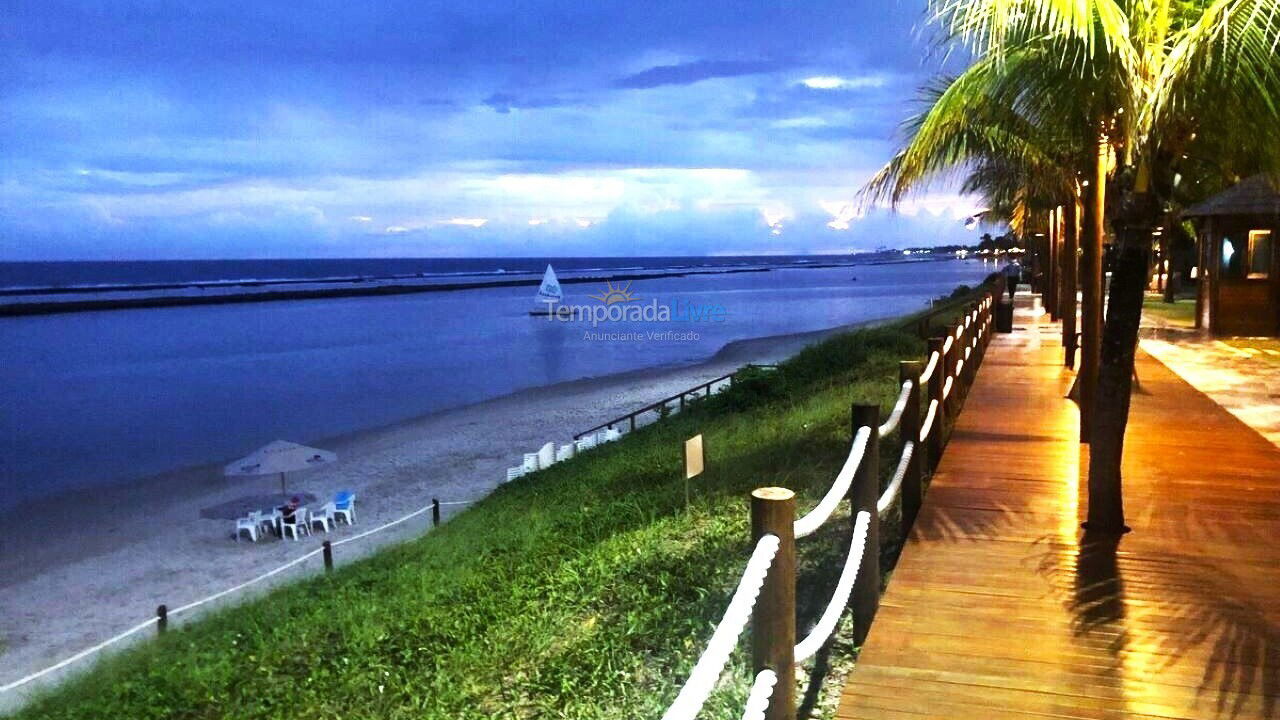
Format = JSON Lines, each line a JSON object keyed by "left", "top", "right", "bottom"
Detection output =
{"left": 279, "top": 496, "right": 302, "bottom": 526}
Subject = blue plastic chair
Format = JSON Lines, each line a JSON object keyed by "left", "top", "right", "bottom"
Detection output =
{"left": 333, "top": 491, "right": 356, "bottom": 525}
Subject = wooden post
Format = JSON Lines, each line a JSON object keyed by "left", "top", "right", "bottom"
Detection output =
{"left": 156, "top": 604, "right": 168, "bottom": 635}
{"left": 850, "top": 404, "right": 881, "bottom": 645}
{"left": 899, "top": 362, "right": 923, "bottom": 535}
{"left": 431, "top": 498, "right": 441, "bottom": 527}
{"left": 1061, "top": 201, "right": 1079, "bottom": 367}
{"left": 926, "top": 337, "right": 945, "bottom": 472}
{"left": 751, "top": 487, "right": 796, "bottom": 720}
{"left": 1049, "top": 207, "right": 1059, "bottom": 319}
{"left": 964, "top": 305, "right": 977, "bottom": 390}
{"left": 942, "top": 329, "right": 956, "bottom": 419}
{"left": 323, "top": 540, "right": 334, "bottom": 572}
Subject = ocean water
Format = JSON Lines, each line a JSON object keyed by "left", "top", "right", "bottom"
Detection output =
{"left": 0, "top": 257, "right": 995, "bottom": 505}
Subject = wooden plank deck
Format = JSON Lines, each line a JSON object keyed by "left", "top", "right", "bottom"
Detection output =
{"left": 837, "top": 313, "right": 1280, "bottom": 720}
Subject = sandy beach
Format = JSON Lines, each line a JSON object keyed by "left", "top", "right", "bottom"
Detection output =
{"left": 0, "top": 318, "right": 885, "bottom": 711}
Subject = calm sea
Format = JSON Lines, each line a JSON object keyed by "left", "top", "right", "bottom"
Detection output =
{"left": 0, "top": 256, "right": 995, "bottom": 505}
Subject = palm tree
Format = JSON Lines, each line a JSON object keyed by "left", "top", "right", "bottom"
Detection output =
{"left": 864, "top": 0, "right": 1280, "bottom": 533}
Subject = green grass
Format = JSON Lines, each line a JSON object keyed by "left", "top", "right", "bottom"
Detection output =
{"left": 11, "top": 304, "right": 983, "bottom": 720}
{"left": 1143, "top": 293, "right": 1197, "bottom": 327}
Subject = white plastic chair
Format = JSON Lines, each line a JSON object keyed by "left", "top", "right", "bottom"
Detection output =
{"left": 575, "top": 435, "right": 597, "bottom": 453}
{"left": 281, "top": 508, "right": 310, "bottom": 541}
{"left": 522, "top": 453, "right": 539, "bottom": 474}
{"left": 310, "top": 503, "right": 336, "bottom": 533}
{"left": 333, "top": 493, "right": 356, "bottom": 525}
{"left": 259, "top": 508, "right": 282, "bottom": 537}
{"left": 602, "top": 427, "right": 622, "bottom": 443}
{"left": 234, "top": 512, "right": 261, "bottom": 542}
{"left": 555, "top": 443, "right": 575, "bottom": 462}
{"left": 506, "top": 466, "right": 524, "bottom": 482}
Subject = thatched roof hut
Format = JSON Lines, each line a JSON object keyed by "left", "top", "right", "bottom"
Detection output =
{"left": 1184, "top": 175, "right": 1280, "bottom": 219}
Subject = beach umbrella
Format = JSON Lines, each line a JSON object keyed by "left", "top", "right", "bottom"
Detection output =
{"left": 224, "top": 440, "right": 337, "bottom": 496}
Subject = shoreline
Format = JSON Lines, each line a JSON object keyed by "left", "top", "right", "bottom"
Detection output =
{"left": 0, "top": 311, "right": 899, "bottom": 708}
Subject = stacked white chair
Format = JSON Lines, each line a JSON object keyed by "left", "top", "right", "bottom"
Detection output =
{"left": 506, "top": 466, "right": 524, "bottom": 482}
{"left": 555, "top": 443, "right": 575, "bottom": 462}
{"left": 575, "top": 435, "right": 597, "bottom": 453}
{"left": 536, "top": 441, "right": 556, "bottom": 469}
{"left": 522, "top": 453, "right": 539, "bottom": 474}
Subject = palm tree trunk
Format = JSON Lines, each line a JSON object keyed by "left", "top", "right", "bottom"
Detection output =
{"left": 1079, "top": 136, "right": 1107, "bottom": 442}
{"left": 1085, "top": 182, "right": 1155, "bottom": 533}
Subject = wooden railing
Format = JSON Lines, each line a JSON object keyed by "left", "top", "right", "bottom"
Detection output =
{"left": 660, "top": 284, "right": 1000, "bottom": 720}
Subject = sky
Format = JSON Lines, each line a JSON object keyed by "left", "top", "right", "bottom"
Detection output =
{"left": 0, "top": 1, "right": 987, "bottom": 260}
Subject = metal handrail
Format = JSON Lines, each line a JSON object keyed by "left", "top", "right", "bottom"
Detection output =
{"left": 573, "top": 364, "right": 778, "bottom": 439}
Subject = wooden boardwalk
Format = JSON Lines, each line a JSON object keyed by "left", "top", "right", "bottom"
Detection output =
{"left": 837, "top": 313, "right": 1280, "bottom": 719}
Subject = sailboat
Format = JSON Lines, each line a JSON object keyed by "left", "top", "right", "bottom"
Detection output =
{"left": 529, "top": 264, "right": 563, "bottom": 316}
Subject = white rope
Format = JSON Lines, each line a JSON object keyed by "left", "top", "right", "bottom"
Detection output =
{"left": 794, "top": 426, "right": 871, "bottom": 539}
{"left": 877, "top": 381, "right": 913, "bottom": 436}
{"left": 919, "top": 399, "right": 938, "bottom": 442}
{"left": 794, "top": 511, "right": 870, "bottom": 662}
{"left": 942, "top": 335, "right": 954, "bottom": 354}
{"left": 952, "top": 358, "right": 964, "bottom": 380}
{"left": 661, "top": 535, "right": 780, "bottom": 720}
{"left": 1, "top": 496, "right": 477, "bottom": 694}
{"left": 942, "top": 375, "right": 954, "bottom": 400}
{"left": 170, "top": 547, "right": 325, "bottom": 616}
{"left": 877, "top": 442, "right": 914, "bottom": 516}
{"left": 954, "top": 325, "right": 963, "bottom": 339}
{"left": 964, "top": 345, "right": 972, "bottom": 361}
{"left": 739, "top": 670, "right": 778, "bottom": 720}
{"left": 0, "top": 618, "right": 159, "bottom": 693}
{"left": 919, "top": 351, "right": 939, "bottom": 383}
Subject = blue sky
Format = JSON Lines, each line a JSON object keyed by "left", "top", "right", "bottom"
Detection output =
{"left": 0, "top": 1, "right": 986, "bottom": 259}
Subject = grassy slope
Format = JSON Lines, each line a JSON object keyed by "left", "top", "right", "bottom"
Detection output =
{"left": 13, "top": 316, "right": 974, "bottom": 720}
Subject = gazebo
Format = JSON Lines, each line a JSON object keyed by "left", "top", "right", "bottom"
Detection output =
{"left": 1184, "top": 175, "right": 1280, "bottom": 336}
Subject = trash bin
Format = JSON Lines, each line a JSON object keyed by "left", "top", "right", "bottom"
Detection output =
{"left": 996, "top": 298, "right": 1014, "bottom": 333}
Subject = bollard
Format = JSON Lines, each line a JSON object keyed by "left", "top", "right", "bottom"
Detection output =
{"left": 323, "top": 540, "right": 334, "bottom": 572}
{"left": 432, "top": 498, "right": 441, "bottom": 527}
{"left": 156, "top": 604, "right": 168, "bottom": 635}
{"left": 898, "top": 362, "right": 923, "bottom": 537}
{"left": 850, "top": 404, "right": 881, "bottom": 646}
{"left": 926, "top": 337, "right": 946, "bottom": 472}
{"left": 751, "top": 487, "right": 796, "bottom": 720}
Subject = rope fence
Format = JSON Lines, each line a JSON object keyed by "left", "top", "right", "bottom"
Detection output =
{"left": 876, "top": 380, "right": 913, "bottom": 436}
{"left": 0, "top": 496, "right": 476, "bottom": 696}
{"left": 658, "top": 283, "right": 1000, "bottom": 720}
{"left": 661, "top": 535, "right": 780, "bottom": 720}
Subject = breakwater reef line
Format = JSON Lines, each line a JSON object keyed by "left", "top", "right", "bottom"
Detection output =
{"left": 0, "top": 257, "right": 958, "bottom": 317}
